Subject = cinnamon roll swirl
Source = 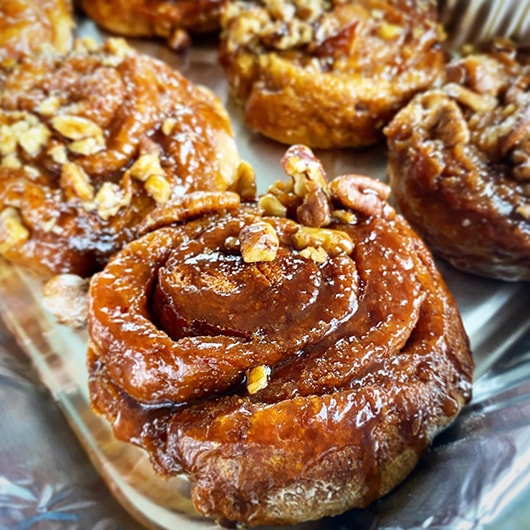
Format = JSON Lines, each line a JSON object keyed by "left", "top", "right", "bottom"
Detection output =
{"left": 219, "top": 0, "right": 446, "bottom": 148}
{"left": 0, "top": 0, "right": 74, "bottom": 63}
{"left": 87, "top": 146, "right": 473, "bottom": 527}
{"left": 385, "top": 40, "right": 530, "bottom": 281}
{"left": 79, "top": 0, "right": 223, "bottom": 50}
{"left": 0, "top": 38, "right": 240, "bottom": 278}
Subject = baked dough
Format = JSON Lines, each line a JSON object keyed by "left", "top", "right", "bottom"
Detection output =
{"left": 0, "top": 0, "right": 73, "bottom": 63}
{"left": 87, "top": 145, "right": 473, "bottom": 527}
{"left": 385, "top": 40, "right": 530, "bottom": 281}
{"left": 219, "top": 0, "right": 446, "bottom": 148}
{"left": 0, "top": 38, "right": 240, "bottom": 278}
{"left": 79, "top": 0, "right": 223, "bottom": 50}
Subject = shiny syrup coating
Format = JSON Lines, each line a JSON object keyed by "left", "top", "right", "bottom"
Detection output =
{"left": 385, "top": 40, "right": 530, "bottom": 280}
{"left": 80, "top": 0, "right": 224, "bottom": 37}
{"left": 0, "top": 39, "right": 239, "bottom": 278}
{"left": 87, "top": 147, "right": 473, "bottom": 527}
{"left": 0, "top": 0, "right": 73, "bottom": 63}
{"left": 219, "top": 0, "right": 446, "bottom": 148}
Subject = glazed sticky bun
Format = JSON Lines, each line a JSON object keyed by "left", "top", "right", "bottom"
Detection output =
{"left": 219, "top": 0, "right": 446, "bottom": 148}
{"left": 0, "top": 0, "right": 73, "bottom": 64}
{"left": 385, "top": 39, "right": 530, "bottom": 281}
{"left": 87, "top": 145, "right": 473, "bottom": 527}
{"left": 78, "top": 0, "right": 224, "bottom": 50}
{"left": 0, "top": 38, "right": 240, "bottom": 278}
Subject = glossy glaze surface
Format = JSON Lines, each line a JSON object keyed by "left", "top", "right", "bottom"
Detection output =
{"left": 385, "top": 41, "right": 530, "bottom": 280}
{"left": 0, "top": 38, "right": 239, "bottom": 278}
{"left": 219, "top": 0, "right": 446, "bottom": 148}
{"left": 0, "top": 0, "right": 73, "bottom": 63}
{"left": 87, "top": 147, "right": 473, "bottom": 527}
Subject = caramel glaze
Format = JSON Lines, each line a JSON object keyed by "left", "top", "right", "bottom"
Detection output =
{"left": 79, "top": 0, "right": 223, "bottom": 50}
{"left": 0, "top": 39, "right": 239, "bottom": 278}
{"left": 385, "top": 40, "right": 530, "bottom": 281}
{"left": 219, "top": 0, "right": 446, "bottom": 148}
{"left": 87, "top": 147, "right": 473, "bottom": 527}
{"left": 0, "top": 0, "right": 73, "bottom": 63}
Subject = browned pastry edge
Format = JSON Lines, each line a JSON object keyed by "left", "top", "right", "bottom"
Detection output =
{"left": 385, "top": 40, "right": 530, "bottom": 281}
{"left": 79, "top": 0, "right": 224, "bottom": 50}
{"left": 0, "top": 0, "right": 74, "bottom": 63}
{"left": 219, "top": 0, "right": 446, "bottom": 148}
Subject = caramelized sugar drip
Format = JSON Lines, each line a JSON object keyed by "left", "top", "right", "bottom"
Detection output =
{"left": 219, "top": 0, "right": 446, "bottom": 148}
{"left": 87, "top": 146, "right": 473, "bottom": 527}
{"left": 0, "top": 38, "right": 240, "bottom": 278}
{"left": 79, "top": 0, "right": 224, "bottom": 51}
{"left": 385, "top": 39, "right": 530, "bottom": 280}
{"left": 0, "top": 0, "right": 74, "bottom": 64}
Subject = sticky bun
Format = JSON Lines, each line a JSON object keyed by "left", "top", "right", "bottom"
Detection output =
{"left": 0, "top": 38, "right": 240, "bottom": 278}
{"left": 385, "top": 40, "right": 530, "bottom": 281}
{"left": 219, "top": 0, "right": 446, "bottom": 148}
{"left": 0, "top": 0, "right": 74, "bottom": 63}
{"left": 87, "top": 145, "right": 473, "bottom": 527}
{"left": 79, "top": 0, "right": 224, "bottom": 50}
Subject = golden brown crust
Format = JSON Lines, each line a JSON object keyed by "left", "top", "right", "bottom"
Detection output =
{"left": 219, "top": 0, "right": 446, "bottom": 148}
{"left": 0, "top": 38, "right": 240, "bottom": 278}
{"left": 0, "top": 0, "right": 74, "bottom": 63}
{"left": 79, "top": 0, "right": 224, "bottom": 50}
{"left": 87, "top": 146, "right": 473, "bottom": 527}
{"left": 385, "top": 40, "right": 530, "bottom": 281}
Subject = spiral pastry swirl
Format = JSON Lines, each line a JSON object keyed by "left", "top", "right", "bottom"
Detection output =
{"left": 385, "top": 40, "right": 530, "bottom": 280}
{"left": 0, "top": 38, "right": 240, "bottom": 278}
{"left": 87, "top": 146, "right": 473, "bottom": 527}
{"left": 0, "top": 0, "right": 73, "bottom": 64}
{"left": 219, "top": 0, "right": 446, "bottom": 148}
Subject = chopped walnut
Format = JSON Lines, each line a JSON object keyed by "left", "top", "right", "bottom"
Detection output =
{"left": 129, "top": 152, "right": 165, "bottom": 182}
{"left": 51, "top": 115, "right": 103, "bottom": 141}
{"left": 293, "top": 225, "right": 353, "bottom": 256}
{"left": 42, "top": 274, "right": 89, "bottom": 329}
{"left": 37, "top": 96, "right": 62, "bottom": 117}
{"left": 258, "top": 193, "right": 288, "bottom": 217}
{"left": 94, "top": 181, "right": 132, "bottom": 220}
{"left": 246, "top": 365, "right": 271, "bottom": 394}
{"left": 329, "top": 174, "right": 390, "bottom": 218}
{"left": 296, "top": 186, "right": 331, "bottom": 227}
{"left": 0, "top": 207, "right": 29, "bottom": 254}
{"left": 144, "top": 175, "right": 171, "bottom": 204}
{"left": 299, "top": 245, "right": 328, "bottom": 263}
{"left": 232, "top": 160, "right": 257, "bottom": 201}
{"left": 68, "top": 136, "right": 105, "bottom": 155}
{"left": 281, "top": 144, "right": 328, "bottom": 197}
{"left": 60, "top": 162, "right": 94, "bottom": 201}
{"left": 239, "top": 221, "right": 280, "bottom": 262}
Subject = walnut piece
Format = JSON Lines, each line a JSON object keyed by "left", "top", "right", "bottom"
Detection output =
{"left": 239, "top": 221, "right": 280, "bottom": 263}
{"left": 293, "top": 225, "right": 353, "bottom": 256}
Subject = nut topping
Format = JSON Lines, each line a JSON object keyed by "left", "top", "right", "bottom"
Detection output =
{"left": 51, "top": 115, "right": 103, "bottom": 141}
{"left": 246, "top": 365, "right": 271, "bottom": 394}
{"left": 240, "top": 221, "right": 280, "bottom": 263}
{"left": 293, "top": 225, "right": 353, "bottom": 257}
{"left": 0, "top": 207, "right": 29, "bottom": 254}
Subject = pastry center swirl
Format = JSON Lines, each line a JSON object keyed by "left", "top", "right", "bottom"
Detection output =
{"left": 152, "top": 218, "right": 359, "bottom": 349}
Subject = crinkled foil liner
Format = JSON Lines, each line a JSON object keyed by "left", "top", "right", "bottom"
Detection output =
{"left": 1, "top": 2, "right": 530, "bottom": 530}
{"left": 440, "top": 0, "right": 530, "bottom": 49}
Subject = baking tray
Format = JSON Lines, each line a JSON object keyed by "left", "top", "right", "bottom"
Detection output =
{"left": 1, "top": 7, "right": 530, "bottom": 530}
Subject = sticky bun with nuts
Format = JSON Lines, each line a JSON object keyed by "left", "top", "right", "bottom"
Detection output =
{"left": 0, "top": 0, "right": 74, "bottom": 64}
{"left": 87, "top": 145, "right": 473, "bottom": 527}
{"left": 0, "top": 38, "right": 240, "bottom": 278}
{"left": 219, "top": 0, "right": 446, "bottom": 148}
{"left": 385, "top": 40, "right": 530, "bottom": 281}
{"left": 78, "top": 0, "right": 224, "bottom": 51}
